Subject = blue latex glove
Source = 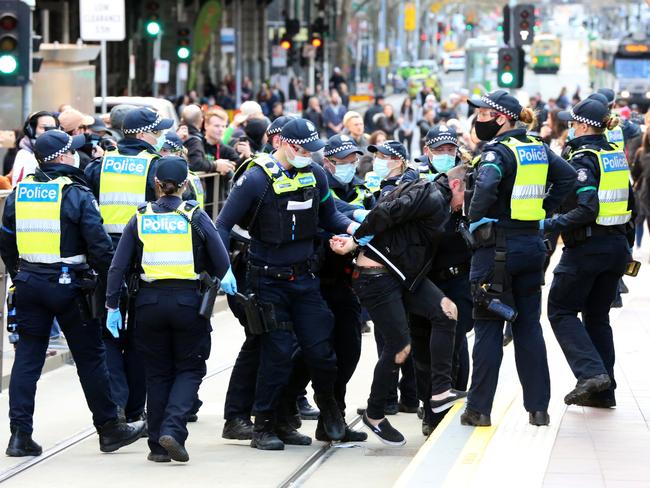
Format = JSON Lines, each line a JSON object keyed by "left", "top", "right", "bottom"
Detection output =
{"left": 106, "top": 309, "right": 122, "bottom": 339}
{"left": 220, "top": 267, "right": 238, "bottom": 296}
{"left": 539, "top": 219, "right": 545, "bottom": 230}
{"left": 348, "top": 222, "right": 360, "bottom": 235}
{"left": 356, "top": 235, "right": 374, "bottom": 246}
{"left": 469, "top": 217, "right": 498, "bottom": 234}
{"left": 352, "top": 209, "right": 370, "bottom": 223}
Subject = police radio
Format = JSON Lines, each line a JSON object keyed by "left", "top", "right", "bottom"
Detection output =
{"left": 624, "top": 260, "right": 641, "bottom": 277}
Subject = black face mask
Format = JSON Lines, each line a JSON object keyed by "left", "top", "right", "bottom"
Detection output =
{"left": 475, "top": 118, "right": 503, "bottom": 141}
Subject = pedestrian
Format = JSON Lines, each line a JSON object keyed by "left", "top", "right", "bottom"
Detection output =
{"left": 631, "top": 129, "right": 650, "bottom": 250}
{"left": 106, "top": 156, "right": 231, "bottom": 462}
{"left": 398, "top": 98, "right": 415, "bottom": 154}
{"left": 11, "top": 112, "right": 59, "bottom": 187}
{"left": 545, "top": 99, "right": 634, "bottom": 409}
{"left": 0, "top": 130, "right": 145, "bottom": 457}
{"left": 377, "top": 104, "right": 399, "bottom": 140}
{"left": 461, "top": 90, "right": 575, "bottom": 427}
{"left": 304, "top": 97, "right": 324, "bottom": 136}
{"left": 216, "top": 118, "right": 360, "bottom": 450}
{"left": 323, "top": 91, "right": 347, "bottom": 138}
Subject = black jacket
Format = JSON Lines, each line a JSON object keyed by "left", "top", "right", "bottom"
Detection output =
{"left": 354, "top": 179, "right": 450, "bottom": 292}
{"left": 0, "top": 163, "right": 114, "bottom": 279}
{"left": 184, "top": 125, "right": 213, "bottom": 173}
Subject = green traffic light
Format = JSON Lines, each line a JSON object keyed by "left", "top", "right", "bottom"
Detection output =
{"left": 177, "top": 46, "right": 190, "bottom": 60}
{"left": 0, "top": 54, "right": 17, "bottom": 74}
{"left": 146, "top": 21, "right": 161, "bottom": 37}
{"left": 500, "top": 72, "right": 514, "bottom": 86}
{"left": 466, "top": 24, "right": 473, "bottom": 31}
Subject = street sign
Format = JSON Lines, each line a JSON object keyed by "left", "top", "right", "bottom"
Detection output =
{"left": 302, "top": 44, "right": 316, "bottom": 59}
{"left": 376, "top": 49, "right": 390, "bottom": 68}
{"left": 221, "top": 28, "right": 235, "bottom": 54}
{"left": 154, "top": 59, "right": 170, "bottom": 84}
{"left": 404, "top": 3, "right": 416, "bottom": 32}
{"left": 177, "top": 62, "right": 188, "bottom": 81}
{"left": 79, "top": 0, "right": 125, "bottom": 41}
{"left": 271, "top": 45, "right": 287, "bottom": 68}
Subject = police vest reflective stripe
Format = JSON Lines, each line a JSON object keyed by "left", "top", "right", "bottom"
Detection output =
{"left": 188, "top": 171, "right": 205, "bottom": 208}
{"left": 332, "top": 185, "right": 367, "bottom": 207}
{"left": 417, "top": 163, "right": 436, "bottom": 182}
{"left": 99, "top": 149, "right": 156, "bottom": 235}
{"left": 245, "top": 154, "right": 317, "bottom": 194}
{"left": 136, "top": 202, "right": 199, "bottom": 281}
{"left": 364, "top": 171, "right": 381, "bottom": 193}
{"left": 606, "top": 127, "right": 625, "bottom": 151}
{"left": 15, "top": 176, "right": 72, "bottom": 264}
{"left": 573, "top": 148, "right": 632, "bottom": 226}
{"left": 501, "top": 137, "right": 549, "bottom": 221}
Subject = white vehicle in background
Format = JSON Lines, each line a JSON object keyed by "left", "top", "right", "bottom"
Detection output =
{"left": 443, "top": 50, "right": 466, "bottom": 73}
{"left": 93, "top": 96, "right": 179, "bottom": 128}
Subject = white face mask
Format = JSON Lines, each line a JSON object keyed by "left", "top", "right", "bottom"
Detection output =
{"left": 286, "top": 146, "right": 312, "bottom": 169}
{"left": 72, "top": 151, "right": 80, "bottom": 168}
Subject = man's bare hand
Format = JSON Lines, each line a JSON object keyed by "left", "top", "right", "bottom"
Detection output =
{"left": 329, "top": 235, "right": 357, "bottom": 255}
{"left": 214, "top": 159, "right": 236, "bottom": 175}
{"left": 177, "top": 124, "right": 189, "bottom": 141}
{"left": 440, "top": 297, "right": 458, "bottom": 321}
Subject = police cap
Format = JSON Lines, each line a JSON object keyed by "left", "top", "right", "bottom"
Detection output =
{"left": 34, "top": 130, "right": 86, "bottom": 163}
{"left": 324, "top": 134, "right": 363, "bottom": 158}
{"left": 156, "top": 156, "right": 188, "bottom": 185}
{"left": 122, "top": 107, "right": 174, "bottom": 135}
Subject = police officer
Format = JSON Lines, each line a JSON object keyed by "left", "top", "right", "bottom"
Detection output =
{"left": 105, "top": 156, "right": 231, "bottom": 462}
{"left": 461, "top": 90, "right": 575, "bottom": 427}
{"left": 544, "top": 99, "right": 633, "bottom": 409}
{"left": 402, "top": 126, "right": 474, "bottom": 435}
{"left": 0, "top": 130, "right": 145, "bottom": 456}
{"left": 160, "top": 132, "right": 205, "bottom": 209}
{"left": 595, "top": 88, "right": 642, "bottom": 153}
{"left": 86, "top": 107, "right": 174, "bottom": 426}
{"left": 216, "top": 118, "right": 359, "bottom": 450}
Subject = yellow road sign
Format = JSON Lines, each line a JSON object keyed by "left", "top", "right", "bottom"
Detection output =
{"left": 405, "top": 3, "right": 416, "bottom": 31}
{"left": 377, "top": 49, "right": 390, "bottom": 68}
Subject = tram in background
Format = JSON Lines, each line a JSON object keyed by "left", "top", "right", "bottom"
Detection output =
{"left": 589, "top": 35, "right": 650, "bottom": 110}
{"left": 531, "top": 35, "right": 561, "bottom": 73}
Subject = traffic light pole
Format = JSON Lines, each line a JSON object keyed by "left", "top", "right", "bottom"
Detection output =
{"left": 152, "top": 35, "right": 161, "bottom": 97}
{"left": 100, "top": 40, "right": 107, "bottom": 113}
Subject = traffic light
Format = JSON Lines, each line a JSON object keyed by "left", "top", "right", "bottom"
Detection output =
{"left": 144, "top": 1, "right": 161, "bottom": 37}
{"left": 465, "top": 23, "right": 474, "bottom": 31}
{"left": 279, "top": 36, "right": 291, "bottom": 50}
{"left": 176, "top": 27, "right": 191, "bottom": 60}
{"left": 512, "top": 4, "right": 535, "bottom": 46}
{"left": 0, "top": 0, "right": 31, "bottom": 86}
{"left": 497, "top": 47, "right": 524, "bottom": 89}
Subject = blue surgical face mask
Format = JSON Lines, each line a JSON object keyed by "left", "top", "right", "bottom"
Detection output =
{"left": 154, "top": 132, "right": 166, "bottom": 151}
{"left": 373, "top": 158, "right": 392, "bottom": 179}
{"left": 567, "top": 127, "right": 576, "bottom": 141}
{"left": 430, "top": 154, "right": 456, "bottom": 173}
{"left": 287, "top": 146, "right": 312, "bottom": 168}
{"left": 333, "top": 163, "right": 356, "bottom": 184}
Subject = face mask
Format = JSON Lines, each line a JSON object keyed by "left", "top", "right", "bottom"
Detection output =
{"left": 430, "top": 154, "right": 456, "bottom": 173}
{"left": 475, "top": 118, "right": 503, "bottom": 141}
{"left": 373, "top": 158, "right": 392, "bottom": 179}
{"left": 286, "top": 146, "right": 312, "bottom": 169}
{"left": 567, "top": 127, "right": 576, "bottom": 141}
{"left": 72, "top": 151, "right": 80, "bottom": 168}
{"left": 333, "top": 163, "right": 356, "bottom": 184}
{"left": 154, "top": 132, "right": 166, "bottom": 151}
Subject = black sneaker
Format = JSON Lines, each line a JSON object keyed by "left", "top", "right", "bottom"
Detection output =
{"left": 147, "top": 452, "right": 171, "bottom": 463}
{"left": 362, "top": 413, "right": 406, "bottom": 446}
{"left": 159, "top": 435, "right": 189, "bottom": 462}
{"left": 222, "top": 418, "right": 254, "bottom": 440}
{"left": 430, "top": 389, "right": 467, "bottom": 413}
{"left": 297, "top": 396, "right": 320, "bottom": 420}
{"left": 398, "top": 403, "right": 419, "bottom": 414}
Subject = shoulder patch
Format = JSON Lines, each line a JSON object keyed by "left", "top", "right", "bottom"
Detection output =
{"left": 483, "top": 151, "right": 496, "bottom": 162}
{"left": 236, "top": 174, "right": 247, "bottom": 187}
{"left": 576, "top": 168, "right": 588, "bottom": 182}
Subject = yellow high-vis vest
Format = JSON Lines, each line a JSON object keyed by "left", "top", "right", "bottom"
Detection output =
{"left": 605, "top": 127, "right": 625, "bottom": 151}
{"left": 188, "top": 171, "right": 205, "bottom": 208}
{"left": 501, "top": 137, "right": 549, "bottom": 221}
{"left": 573, "top": 148, "right": 631, "bottom": 226}
{"left": 136, "top": 202, "right": 199, "bottom": 282}
{"left": 15, "top": 176, "right": 72, "bottom": 264}
{"left": 332, "top": 184, "right": 369, "bottom": 208}
{"left": 99, "top": 149, "right": 156, "bottom": 234}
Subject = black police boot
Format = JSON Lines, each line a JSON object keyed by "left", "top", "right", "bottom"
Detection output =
{"left": 315, "top": 418, "right": 368, "bottom": 443}
{"left": 422, "top": 419, "right": 434, "bottom": 437}
{"left": 574, "top": 394, "right": 616, "bottom": 409}
{"left": 159, "top": 435, "right": 189, "bottom": 462}
{"left": 275, "top": 424, "right": 312, "bottom": 446}
{"left": 314, "top": 394, "right": 346, "bottom": 441}
{"left": 460, "top": 408, "right": 491, "bottom": 427}
{"left": 6, "top": 428, "right": 42, "bottom": 457}
{"left": 147, "top": 452, "right": 171, "bottom": 463}
{"left": 297, "top": 396, "right": 320, "bottom": 420}
{"left": 250, "top": 414, "right": 284, "bottom": 451}
{"left": 222, "top": 417, "right": 254, "bottom": 440}
{"left": 529, "top": 411, "right": 550, "bottom": 426}
{"left": 564, "top": 374, "right": 612, "bottom": 406}
{"left": 98, "top": 418, "right": 146, "bottom": 453}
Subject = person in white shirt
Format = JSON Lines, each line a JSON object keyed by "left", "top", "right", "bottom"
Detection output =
{"left": 11, "top": 111, "right": 59, "bottom": 187}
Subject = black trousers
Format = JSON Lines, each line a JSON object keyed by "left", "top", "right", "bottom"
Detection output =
{"left": 10, "top": 271, "right": 117, "bottom": 433}
{"left": 134, "top": 286, "right": 211, "bottom": 454}
{"left": 352, "top": 272, "right": 455, "bottom": 420}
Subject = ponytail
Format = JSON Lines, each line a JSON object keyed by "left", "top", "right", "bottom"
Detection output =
{"left": 604, "top": 115, "right": 619, "bottom": 131}
{"left": 159, "top": 180, "right": 180, "bottom": 195}
{"left": 519, "top": 107, "right": 537, "bottom": 129}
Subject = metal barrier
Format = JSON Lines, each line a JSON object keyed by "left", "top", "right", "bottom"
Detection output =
{"left": 194, "top": 171, "right": 230, "bottom": 219}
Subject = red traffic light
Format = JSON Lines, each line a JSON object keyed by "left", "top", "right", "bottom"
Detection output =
{"left": 503, "top": 54, "right": 512, "bottom": 62}
{"left": 0, "top": 14, "right": 17, "bottom": 31}
{"left": 420, "top": 33, "right": 428, "bottom": 41}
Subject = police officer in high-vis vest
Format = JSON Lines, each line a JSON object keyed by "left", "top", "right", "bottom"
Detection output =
{"left": 402, "top": 125, "right": 461, "bottom": 184}
{"left": 595, "top": 88, "right": 641, "bottom": 154}
{"left": 545, "top": 99, "right": 634, "bottom": 409}
{"left": 85, "top": 107, "right": 174, "bottom": 426}
{"left": 462, "top": 91, "right": 575, "bottom": 427}
{"left": 0, "top": 130, "right": 145, "bottom": 457}
{"left": 106, "top": 157, "right": 231, "bottom": 463}
{"left": 216, "top": 118, "right": 360, "bottom": 450}
{"left": 160, "top": 131, "right": 205, "bottom": 209}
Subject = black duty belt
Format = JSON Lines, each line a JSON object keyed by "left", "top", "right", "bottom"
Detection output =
{"left": 431, "top": 262, "right": 470, "bottom": 282}
{"left": 140, "top": 279, "right": 200, "bottom": 290}
{"left": 587, "top": 225, "right": 626, "bottom": 237}
{"left": 248, "top": 261, "right": 311, "bottom": 281}
{"left": 352, "top": 266, "right": 390, "bottom": 278}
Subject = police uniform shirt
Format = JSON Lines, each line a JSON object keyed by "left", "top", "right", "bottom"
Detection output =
{"left": 544, "top": 135, "right": 634, "bottom": 234}
{"left": 468, "top": 128, "right": 576, "bottom": 227}
{"left": 216, "top": 158, "right": 353, "bottom": 267}
{"left": 105, "top": 195, "right": 231, "bottom": 309}
{"left": 0, "top": 163, "right": 114, "bottom": 278}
